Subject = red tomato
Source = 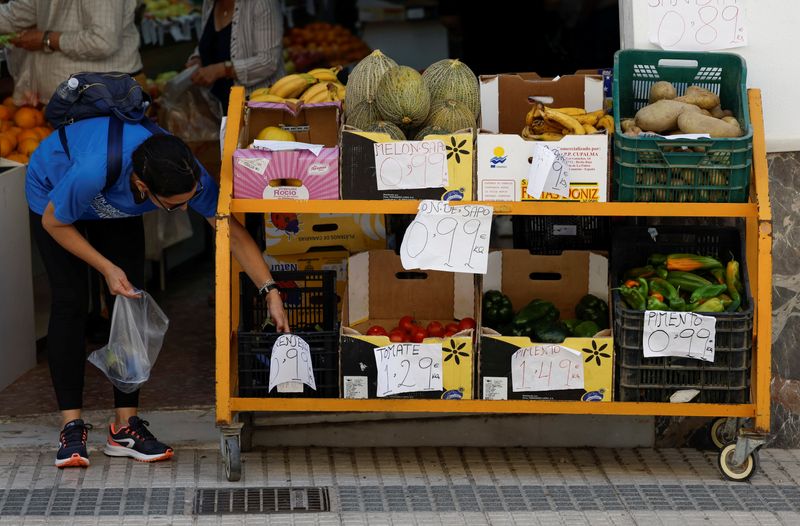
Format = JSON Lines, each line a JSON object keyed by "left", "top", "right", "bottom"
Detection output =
{"left": 445, "top": 322, "right": 459, "bottom": 334}
{"left": 366, "top": 325, "right": 387, "bottom": 336}
{"left": 444, "top": 329, "right": 457, "bottom": 337}
{"left": 426, "top": 321, "right": 444, "bottom": 337}
{"left": 399, "top": 315, "right": 415, "bottom": 332}
{"left": 389, "top": 329, "right": 405, "bottom": 342}
{"left": 458, "top": 317, "right": 476, "bottom": 331}
{"left": 410, "top": 327, "right": 427, "bottom": 343}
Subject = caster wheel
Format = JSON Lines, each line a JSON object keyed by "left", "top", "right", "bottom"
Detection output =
{"left": 718, "top": 443, "right": 759, "bottom": 482}
{"left": 223, "top": 436, "right": 242, "bottom": 481}
{"left": 710, "top": 418, "right": 736, "bottom": 449}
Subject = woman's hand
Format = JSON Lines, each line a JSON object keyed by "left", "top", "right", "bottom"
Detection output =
{"left": 267, "top": 290, "right": 290, "bottom": 333}
{"left": 190, "top": 63, "right": 226, "bottom": 86}
{"left": 103, "top": 265, "right": 141, "bottom": 299}
{"left": 11, "top": 28, "right": 44, "bottom": 51}
{"left": 185, "top": 56, "right": 201, "bottom": 69}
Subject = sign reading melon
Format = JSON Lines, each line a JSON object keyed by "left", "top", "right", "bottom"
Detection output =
{"left": 373, "top": 140, "right": 449, "bottom": 190}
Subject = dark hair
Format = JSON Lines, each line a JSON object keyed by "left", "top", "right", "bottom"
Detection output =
{"left": 131, "top": 134, "right": 200, "bottom": 197}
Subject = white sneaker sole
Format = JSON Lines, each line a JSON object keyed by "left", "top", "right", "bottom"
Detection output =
{"left": 103, "top": 443, "right": 173, "bottom": 462}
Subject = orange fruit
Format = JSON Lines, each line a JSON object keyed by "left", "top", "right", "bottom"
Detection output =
{"left": 6, "top": 152, "right": 28, "bottom": 163}
{"left": 33, "top": 126, "right": 50, "bottom": 140}
{"left": 0, "top": 136, "right": 12, "bottom": 157}
{"left": 3, "top": 97, "right": 15, "bottom": 108}
{"left": 0, "top": 132, "right": 18, "bottom": 150}
{"left": 16, "top": 129, "right": 39, "bottom": 143}
{"left": 18, "top": 137, "right": 39, "bottom": 156}
{"left": 0, "top": 121, "right": 12, "bottom": 132}
{"left": 7, "top": 126, "right": 22, "bottom": 136}
{"left": 0, "top": 106, "right": 13, "bottom": 120}
{"left": 14, "top": 107, "right": 38, "bottom": 129}
{"left": 33, "top": 109, "right": 44, "bottom": 126}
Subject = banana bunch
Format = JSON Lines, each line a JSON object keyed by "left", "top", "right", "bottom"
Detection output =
{"left": 521, "top": 103, "right": 614, "bottom": 141}
{"left": 249, "top": 67, "right": 346, "bottom": 104}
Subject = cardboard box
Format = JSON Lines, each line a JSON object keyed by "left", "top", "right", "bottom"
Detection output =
{"left": 263, "top": 249, "right": 349, "bottom": 318}
{"left": 476, "top": 73, "right": 609, "bottom": 202}
{"left": 479, "top": 250, "right": 613, "bottom": 401}
{"left": 233, "top": 101, "right": 340, "bottom": 199}
{"left": 339, "top": 128, "right": 474, "bottom": 201}
{"left": 264, "top": 213, "right": 386, "bottom": 255}
{"left": 340, "top": 250, "right": 476, "bottom": 399}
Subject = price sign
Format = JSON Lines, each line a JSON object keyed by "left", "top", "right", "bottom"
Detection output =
{"left": 647, "top": 0, "right": 747, "bottom": 51}
{"left": 525, "top": 143, "right": 571, "bottom": 199}
{"left": 400, "top": 200, "right": 493, "bottom": 274}
{"left": 511, "top": 345, "right": 585, "bottom": 393}
{"left": 374, "top": 343, "right": 443, "bottom": 397}
{"left": 374, "top": 140, "right": 449, "bottom": 190}
{"left": 643, "top": 311, "right": 716, "bottom": 362}
{"left": 268, "top": 334, "right": 316, "bottom": 392}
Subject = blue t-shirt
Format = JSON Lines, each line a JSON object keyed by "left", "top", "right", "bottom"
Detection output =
{"left": 26, "top": 117, "right": 220, "bottom": 223}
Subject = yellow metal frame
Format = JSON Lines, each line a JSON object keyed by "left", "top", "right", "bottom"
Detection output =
{"left": 215, "top": 87, "right": 772, "bottom": 433}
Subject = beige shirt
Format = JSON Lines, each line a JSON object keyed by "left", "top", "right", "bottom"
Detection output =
{"left": 0, "top": 0, "right": 142, "bottom": 103}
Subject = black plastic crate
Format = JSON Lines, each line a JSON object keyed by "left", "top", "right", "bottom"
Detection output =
{"left": 238, "top": 271, "right": 339, "bottom": 398}
{"left": 512, "top": 216, "right": 611, "bottom": 254}
{"left": 611, "top": 225, "right": 753, "bottom": 403}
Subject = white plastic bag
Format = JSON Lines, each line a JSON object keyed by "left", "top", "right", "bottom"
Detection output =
{"left": 88, "top": 292, "right": 169, "bottom": 393}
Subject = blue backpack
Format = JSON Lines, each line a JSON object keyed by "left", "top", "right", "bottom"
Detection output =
{"left": 45, "top": 72, "right": 165, "bottom": 191}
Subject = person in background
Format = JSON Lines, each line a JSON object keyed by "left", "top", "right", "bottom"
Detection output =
{"left": 27, "top": 114, "right": 290, "bottom": 468}
{"left": 0, "top": 0, "right": 143, "bottom": 105}
{"left": 186, "top": 0, "right": 284, "bottom": 112}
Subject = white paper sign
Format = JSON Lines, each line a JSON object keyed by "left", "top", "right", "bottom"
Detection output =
{"left": 400, "top": 200, "right": 493, "bottom": 274}
{"left": 374, "top": 140, "right": 449, "bottom": 190}
{"left": 268, "top": 334, "right": 316, "bottom": 392}
{"left": 526, "top": 144, "right": 571, "bottom": 199}
{"left": 511, "top": 345, "right": 585, "bottom": 392}
{"left": 643, "top": 310, "right": 716, "bottom": 362}
{"left": 647, "top": 0, "right": 747, "bottom": 51}
{"left": 373, "top": 343, "right": 443, "bottom": 397}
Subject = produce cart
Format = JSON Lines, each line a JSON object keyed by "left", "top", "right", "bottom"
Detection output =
{"left": 214, "top": 85, "right": 772, "bottom": 482}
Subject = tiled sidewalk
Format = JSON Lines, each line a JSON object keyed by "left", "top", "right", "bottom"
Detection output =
{"left": 2, "top": 442, "right": 800, "bottom": 525}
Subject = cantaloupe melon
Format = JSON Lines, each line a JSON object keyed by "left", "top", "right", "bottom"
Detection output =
{"left": 365, "top": 121, "right": 406, "bottom": 140}
{"left": 376, "top": 66, "right": 430, "bottom": 128}
{"left": 346, "top": 50, "right": 397, "bottom": 110}
{"left": 425, "top": 99, "right": 475, "bottom": 133}
{"left": 422, "top": 59, "right": 480, "bottom": 119}
{"left": 345, "top": 99, "right": 381, "bottom": 130}
{"left": 413, "top": 125, "right": 449, "bottom": 140}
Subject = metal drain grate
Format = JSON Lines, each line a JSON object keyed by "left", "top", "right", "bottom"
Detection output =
{"left": 0, "top": 487, "right": 186, "bottom": 516}
{"left": 193, "top": 487, "right": 330, "bottom": 515}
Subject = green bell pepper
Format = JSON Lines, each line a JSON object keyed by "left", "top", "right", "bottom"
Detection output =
{"left": 575, "top": 294, "right": 609, "bottom": 330}
{"left": 646, "top": 296, "right": 668, "bottom": 311}
{"left": 573, "top": 320, "right": 600, "bottom": 338}
{"left": 482, "top": 290, "right": 514, "bottom": 329}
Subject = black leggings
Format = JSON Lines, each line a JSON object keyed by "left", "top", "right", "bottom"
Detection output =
{"left": 29, "top": 211, "right": 145, "bottom": 410}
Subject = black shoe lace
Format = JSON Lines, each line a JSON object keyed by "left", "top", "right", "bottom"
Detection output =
{"left": 128, "top": 418, "right": 157, "bottom": 442}
{"left": 61, "top": 422, "right": 93, "bottom": 448}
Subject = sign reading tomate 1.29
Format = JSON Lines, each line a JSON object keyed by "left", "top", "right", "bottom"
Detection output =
{"left": 400, "top": 200, "right": 493, "bottom": 274}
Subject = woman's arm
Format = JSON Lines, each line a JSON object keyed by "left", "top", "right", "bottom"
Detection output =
{"left": 207, "top": 215, "right": 290, "bottom": 332}
{"left": 42, "top": 202, "right": 140, "bottom": 298}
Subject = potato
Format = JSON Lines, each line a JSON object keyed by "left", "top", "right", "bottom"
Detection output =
{"left": 648, "top": 81, "right": 677, "bottom": 103}
{"left": 721, "top": 116, "right": 741, "bottom": 130}
{"left": 674, "top": 86, "right": 720, "bottom": 110}
{"left": 620, "top": 118, "right": 636, "bottom": 133}
{"left": 634, "top": 99, "right": 701, "bottom": 133}
{"left": 677, "top": 112, "right": 743, "bottom": 137}
{"left": 624, "top": 126, "right": 642, "bottom": 137}
{"left": 710, "top": 105, "right": 725, "bottom": 119}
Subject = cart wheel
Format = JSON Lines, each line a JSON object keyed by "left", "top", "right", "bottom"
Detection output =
{"left": 718, "top": 443, "right": 759, "bottom": 482}
{"left": 710, "top": 418, "right": 736, "bottom": 449}
{"left": 223, "top": 436, "right": 242, "bottom": 481}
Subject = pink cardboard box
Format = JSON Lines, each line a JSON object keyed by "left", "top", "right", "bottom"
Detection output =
{"left": 233, "top": 101, "right": 341, "bottom": 199}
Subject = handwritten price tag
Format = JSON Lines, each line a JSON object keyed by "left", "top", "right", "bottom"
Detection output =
{"left": 642, "top": 311, "right": 716, "bottom": 362}
{"left": 374, "top": 140, "right": 449, "bottom": 190}
{"left": 374, "top": 343, "right": 443, "bottom": 397}
{"left": 525, "top": 144, "right": 571, "bottom": 199}
{"left": 268, "top": 334, "right": 316, "bottom": 392}
{"left": 511, "top": 344, "right": 585, "bottom": 393}
{"left": 400, "top": 200, "right": 493, "bottom": 274}
{"left": 647, "top": 0, "right": 747, "bottom": 51}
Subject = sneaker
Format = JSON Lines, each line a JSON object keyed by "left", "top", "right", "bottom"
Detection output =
{"left": 55, "top": 419, "right": 92, "bottom": 468}
{"left": 103, "top": 416, "right": 174, "bottom": 462}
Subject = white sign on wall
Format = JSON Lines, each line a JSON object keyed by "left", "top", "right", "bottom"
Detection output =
{"left": 647, "top": 0, "right": 747, "bottom": 51}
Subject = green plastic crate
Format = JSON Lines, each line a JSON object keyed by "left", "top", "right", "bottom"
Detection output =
{"left": 612, "top": 50, "right": 752, "bottom": 203}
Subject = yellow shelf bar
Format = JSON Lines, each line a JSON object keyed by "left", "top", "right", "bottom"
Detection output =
{"left": 231, "top": 199, "right": 758, "bottom": 218}
{"left": 229, "top": 397, "right": 755, "bottom": 417}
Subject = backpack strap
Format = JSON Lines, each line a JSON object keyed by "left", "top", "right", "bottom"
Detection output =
{"left": 103, "top": 116, "right": 124, "bottom": 191}
{"left": 58, "top": 127, "right": 71, "bottom": 160}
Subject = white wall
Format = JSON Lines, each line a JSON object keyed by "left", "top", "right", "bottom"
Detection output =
{"left": 620, "top": 0, "right": 800, "bottom": 152}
